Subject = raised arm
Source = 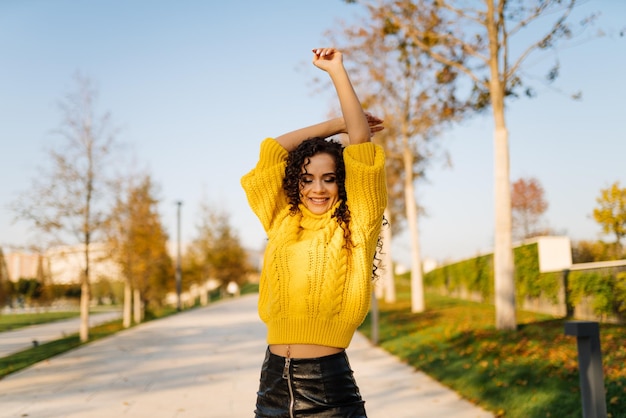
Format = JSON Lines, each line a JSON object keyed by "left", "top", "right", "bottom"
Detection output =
{"left": 274, "top": 48, "right": 383, "bottom": 152}
{"left": 312, "top": 48, "right": 369, "bottom": 145}
{"left": 274, "top": 117, "right": 345, "bottom": 152}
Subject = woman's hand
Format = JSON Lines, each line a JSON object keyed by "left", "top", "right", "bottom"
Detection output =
{"left": 312, "top": 48, "right": 343, "bottom": 73}
{"left": 365, "top": 112, "right": 384, "bottom": 136}
{"left": 336, "top": 112, "right": 384, "bottom": 137}
{"left": 312, "top": 47, "right": 371, "bottom": 144}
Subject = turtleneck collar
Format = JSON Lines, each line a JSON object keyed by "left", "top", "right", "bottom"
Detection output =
{"left": 298, "top": 201, "right": 342, "bottom": 231}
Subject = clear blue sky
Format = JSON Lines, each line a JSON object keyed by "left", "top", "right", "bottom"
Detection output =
{"left": 1, "top": 0, "right": 624, "bottom": 267}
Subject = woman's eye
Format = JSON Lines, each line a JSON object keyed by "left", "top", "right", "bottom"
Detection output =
{"left": 324, "top": 177, "right": 336, "bottom": 183}
{"left": 300, "top": 178, "right": 313, "bottom": 184}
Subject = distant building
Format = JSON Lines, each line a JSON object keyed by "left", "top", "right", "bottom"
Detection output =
{"left": 45, "top": 243, "right": 122, "bottom": 285}
{"left": 4, "top": 244, "right": 123, "bottom": 285}
{"left": 5, "top": 251, "right": 40, "bottom": 282}
{"left": 5, "top": 240, "right": 263, "bottom": 287}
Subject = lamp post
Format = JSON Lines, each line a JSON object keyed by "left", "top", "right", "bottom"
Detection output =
{"left": 175, "top": 200, "right": 182, "bottom": 311}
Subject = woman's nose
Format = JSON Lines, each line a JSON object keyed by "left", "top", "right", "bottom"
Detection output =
{"left": 312, "top": 180, "right": 325, "bottom": 192}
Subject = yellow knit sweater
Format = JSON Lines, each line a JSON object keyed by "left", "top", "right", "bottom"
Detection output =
{"left": 241, "top": 138, "right": 387, "bottom": 348}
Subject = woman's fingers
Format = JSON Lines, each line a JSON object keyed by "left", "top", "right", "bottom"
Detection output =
{"left": 364, "top": 112, "right": 383, "bottom": 121}
{"left": 312, "top": 48, "right": 336, "bottom": 57}
{"left": 364, "top": 112, "right": 384, "bottom": 136}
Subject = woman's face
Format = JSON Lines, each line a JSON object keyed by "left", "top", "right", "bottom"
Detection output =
{"left": 299, "top": 152, "right": 339, "bottom": 215}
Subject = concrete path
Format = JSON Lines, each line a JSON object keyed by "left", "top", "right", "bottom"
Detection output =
{"left": 0, "top": 295, "right": 493, "bottom": 418}
{"left": 0, "top": 311, "right": 122, "bottom": 358}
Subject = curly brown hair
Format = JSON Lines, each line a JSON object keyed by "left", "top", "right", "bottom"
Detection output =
{"left": 283, "top": 137, "right": 352, "bottom": 246}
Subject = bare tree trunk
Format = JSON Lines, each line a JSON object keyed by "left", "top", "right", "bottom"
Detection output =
{"left": 79, "top": 277, "right": 90, "bottom": 342}
{"left": 403, "top": 141, "right": 424, "bottom": 313}
{"left": 133, "top": 288, "right": 142, "bottom": 324}
{"left": 200, "top": 281, "right": 209, "bottom": 306}
{"left": 36, "top": 253, "right": 52, "bottom": 307}
{"left": 493, "top": 125, "right": 516, "bottom": 330}
{"left": 488, "top": 0, "right": 516, "bottom": 330}
{"left": 79, "top": 244, "right": 90, "bottom": 342}
{"left": 123, "top": 279, "right": 132, "bottom": 328}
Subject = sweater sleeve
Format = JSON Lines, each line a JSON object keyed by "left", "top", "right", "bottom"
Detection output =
{"left": 343, "top": 142, "right": 387, "bottom": 234}
{"left": 240, "top": 138, "right": 289, "bottom": 233}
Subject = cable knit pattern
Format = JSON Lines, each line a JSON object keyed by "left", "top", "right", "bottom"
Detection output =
{"left": 241, "top": 138, "right": 387, "bottom": 349}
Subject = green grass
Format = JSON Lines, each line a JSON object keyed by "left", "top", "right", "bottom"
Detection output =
{"left": 0, "top": 305, "right": 180, "bottom": 380}
{"left": 0, "top": 319, "right": 125, "bottom": 379}
{"left": 0, "top": 305, "right": 123, "bottom": 332}
{"left": 0, "top": 311, "right": 81, "bottom": 332}
{"left": 4, "top": 283, "right": 625, "bottom": 417}
{"left": 360, "top": 281, "right": 626, "bottom": 417}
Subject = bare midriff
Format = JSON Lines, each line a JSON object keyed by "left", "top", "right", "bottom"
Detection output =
{"left": 269, "top": 344, "right": 343, "bottom": 359}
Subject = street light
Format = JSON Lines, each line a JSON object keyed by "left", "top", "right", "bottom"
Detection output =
{"left": 175, "top": 200, "right": 182, "bottom": 311}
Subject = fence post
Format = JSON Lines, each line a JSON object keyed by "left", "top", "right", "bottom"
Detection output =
{"left": 564, "top": 321, "right": 607, "bottom": 418}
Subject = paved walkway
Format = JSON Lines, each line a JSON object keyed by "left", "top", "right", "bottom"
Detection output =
{"left": 0, "top": 295, "right": 493, "bottom": 418}
{"left": 0, "top": 311, "right": 122, "bottom": 358}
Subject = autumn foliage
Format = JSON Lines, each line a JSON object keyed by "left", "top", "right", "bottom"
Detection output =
{"left": 593, "top": 181, "right": 626, "bottom": 252}
{"left": 511, "top": 177, "right": 549, "bottom": 240}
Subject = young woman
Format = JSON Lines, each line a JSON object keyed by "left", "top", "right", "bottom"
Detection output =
{"left": 241, "top": 47, "right": 387, "bottom": 417}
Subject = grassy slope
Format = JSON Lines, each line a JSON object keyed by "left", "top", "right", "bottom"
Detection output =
{"left": 359, "top": 279, "right": 626, "bottom": 418}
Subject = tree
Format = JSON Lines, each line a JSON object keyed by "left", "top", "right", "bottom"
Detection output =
{"left": 185, "top": 201, "right": 251, "bottom": 300}
{"left": 0, "top": 247, "right": 13, "bottom": 310}
{"left": 593, "top": 181, "right": 626, "bottom": 256}
{"left": 571, "top": 240, "right": 613, "bottom": 263}
{"left": 16, "top": 278, "right": 42, "bottom": 303}
{"left": 35, "top": 252, "right": 53, "bottom": 307}
{"left": 11, "top": 74, "right": 120, "bottom": 341}
{"left": 107, "top": 173, "right": 173, "bottom": 326}
{"left": 511, "top": 177, "right": 548, "bottom": 240}
{"left": 326, "top": 5, "right": 465, "bottom": 312}
{"left": 346, "top": 0, "right": 594, "bottom": 329}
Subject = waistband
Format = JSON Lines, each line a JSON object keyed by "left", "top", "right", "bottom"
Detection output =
{"left": 264, "top": 346, "right": 349, "bottom": 368}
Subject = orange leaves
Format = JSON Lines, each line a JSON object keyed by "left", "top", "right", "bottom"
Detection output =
{"left": 368, "top": 292, "right": 625, "bottom": 416}
{"left": 511, "top": 177, "right": 549, "bottom": 240}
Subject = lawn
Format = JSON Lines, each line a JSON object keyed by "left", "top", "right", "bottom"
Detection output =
{"left": 0, "top": 319, "right": 125, "bottom": 379}
{"left": 0, "top": 305, "right": 179, "bottom": 380}
{"left": 0, "top": 305, "right": 123, "bottom": 332}
{"left": 0, "top": 311, "right": 80, "bottom": 332}
{"left": 360, "top": 278, "right": 626, "bottom": 417}
{"left": 3, "top": 283, "right": 624, "bottom": 416}
{"left": 0, "top": 290, "right": 258, "bottom": 379}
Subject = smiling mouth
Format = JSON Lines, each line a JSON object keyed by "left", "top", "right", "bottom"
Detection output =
{"left": 309, "top": 197, "right": 329, "bottom": 205}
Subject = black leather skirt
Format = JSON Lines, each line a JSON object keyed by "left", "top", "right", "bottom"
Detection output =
{"left": 255, "top": 347, "right": 367, "bottom": 417}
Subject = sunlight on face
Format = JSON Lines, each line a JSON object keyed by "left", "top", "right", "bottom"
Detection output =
{"left": 299, "top": 153, "right": 339, "bottom": 215}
